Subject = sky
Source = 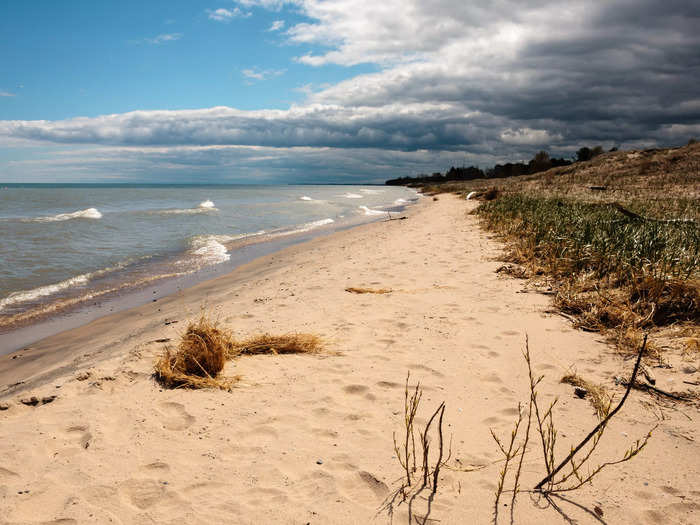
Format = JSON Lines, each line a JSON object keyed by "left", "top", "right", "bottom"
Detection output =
{"left": 0, "top": 0, "right": 699, "bottom": 183}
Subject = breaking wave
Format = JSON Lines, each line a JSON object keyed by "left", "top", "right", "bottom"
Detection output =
{"left": 25, "top": 207, "right": 103, "bottom": 223}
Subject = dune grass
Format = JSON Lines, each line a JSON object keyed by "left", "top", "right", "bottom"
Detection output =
{"left": 476, "top": 193, "right": 699, "bottom": 357}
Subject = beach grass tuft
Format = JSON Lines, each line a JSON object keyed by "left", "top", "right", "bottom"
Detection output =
{"left": 154, "top": 315, "right": 235, "bottom": 390}
{"left": 154, "top": 315, "right": 324, "bottom": 389}
{"left": 228, "top": 333, "right": 323, "bottom": 357}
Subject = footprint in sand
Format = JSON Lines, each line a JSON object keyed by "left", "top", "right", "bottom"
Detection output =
{"left": 158, "top": 402, "right": 195, "bottom": 431}
{"left": 376, "top": 380, "right": 402, "bottom": 389}
{"left": 343, "top": 384, "right": 369, "bottom": 395}
{"left": 65, "top": 424, "right": 92, "bottom": 449}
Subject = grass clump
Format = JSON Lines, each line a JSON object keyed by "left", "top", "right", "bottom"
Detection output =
{"left": 154, "top": 316, "right": 324, "bottom": 390}
{"left": 561, "top": 373, "right": 611, "bottom": 419}
{"left": 154, "top": 315, "right": 235, "bottom": 390}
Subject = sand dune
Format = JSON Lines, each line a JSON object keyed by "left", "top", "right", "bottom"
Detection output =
{"left": 0, "top": 195, "right": 697, "bottom": 524}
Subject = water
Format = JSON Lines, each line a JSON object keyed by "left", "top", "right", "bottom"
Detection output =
{"left": 0, "top": 184, "right": 417, "bottom": 332}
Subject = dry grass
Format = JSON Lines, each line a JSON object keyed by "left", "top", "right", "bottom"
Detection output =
{"left": 561, "top": 373, "right": 611, "bottom": 420}
{"left": 228, "top": 333, "right": 323, "bottom": 357}
{"left": 154, "top": 315, "right": 324, "bottom": 390}
{"left": 345, "top": 287, "right": 393, "bottom": 294}
{"left": 154, "top": 315, "right": 236, "bottom": 390}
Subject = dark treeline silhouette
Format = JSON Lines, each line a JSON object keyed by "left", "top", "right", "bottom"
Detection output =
{"left": 386, "top": 146, "right": 606, "bottom": 186}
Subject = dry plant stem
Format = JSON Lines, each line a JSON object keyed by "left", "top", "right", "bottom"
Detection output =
{"left": 491, "top": 405, "right": 523, "bottom": 524}
{"left": 431, "top": 404, "right": 447, "bottom": 495}
{"left": 393, "top": 372, "right": 421, "bottom": 487}
{"left": 534, "top": 333, "right": 648, "bottom": 491}
{"left": 420, "top": 402, "right": 445, "bottom": 489}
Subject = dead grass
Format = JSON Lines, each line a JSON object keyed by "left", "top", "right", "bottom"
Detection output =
{"left": 154, "top": 315, "right": 236, "bottom": 390}
{"left": 345, "top": 287, "right": 393, "bottom": 294}
{"left": 228, "top": 333, "right": 323, "bottom": 357}
{"left": 154, "top": 315, "right": 324, "bottom": 390}
{"left": 561, "top": 373, "right": 611, "bottom": 419}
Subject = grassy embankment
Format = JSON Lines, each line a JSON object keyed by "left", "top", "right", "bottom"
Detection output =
{"left": 423, "top": 143, "right": 699, "bottom": 361}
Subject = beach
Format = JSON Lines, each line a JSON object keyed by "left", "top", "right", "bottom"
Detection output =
{"left": 0, "top": 195, "right": 697, "bottom": 524}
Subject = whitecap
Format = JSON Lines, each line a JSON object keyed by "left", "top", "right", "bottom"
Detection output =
{"left": 360, "top": 188, "right": 384, "bottom": 194}
{"left": 359, "top": 205, "right": 385, "bottom": 216}
{"left": 299, "top": 196, "right": 314, "bottom": 201}
{"left": 27, "top": 207, "right": 103, "bottom": 223}
{"left": 394, "top": 198, "right": 408, "bottom": 205}
{"left": 189, "top": 236, "right": 231, "bottom": 264}
{"left": 0, "top": 273, "right": 92, "bottom": 312}
{"left": 341, "top": 193, "right": 363, "bottom": 199}
{"left": 198, "top": 199, "right": 215, "bottom": 208}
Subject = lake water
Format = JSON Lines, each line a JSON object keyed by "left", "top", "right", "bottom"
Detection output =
{"left": 0, "top": 184, "right": 417, "bottom": 333}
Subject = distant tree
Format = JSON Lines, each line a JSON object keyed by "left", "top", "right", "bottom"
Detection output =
{"left": 576, "top": 147, "right": 593, "bottom": 162}
{"left": 689, "top": 137, "right": 698, "bottom": 145}
{"left": 591, "top": 145, "right": 604, "bottom": 157}
{"left": 528, "top": 150, "right": 552, "bottom": 174}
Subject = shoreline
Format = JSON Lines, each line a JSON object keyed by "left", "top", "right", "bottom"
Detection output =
{"left": 0, "top": 200, "right": 414, "bottom": 357}
{"left": 0, "top": 195, "right": 696, "bottom": 524}
{"left": 0, "top": 199, "right": 423, "bottom": 396}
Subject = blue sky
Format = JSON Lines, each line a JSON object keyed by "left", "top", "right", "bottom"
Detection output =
{"left": 0, "top": 1, "right": 698, "bottom": 183}
{"left": 0, "top": 1, "right": 372, "bottom": 120}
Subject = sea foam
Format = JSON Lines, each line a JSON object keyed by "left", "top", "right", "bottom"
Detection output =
{"left": 0, "top": 273, "right": 91, "bottom": 311}
{"left": 28, "top": 207, "right": 103, "bottom": 223}
{"left": 341, "top": 193, "right": 363, "bottom": 199}
{"left": 359, "top": 205, "right": 385, "bottom": 216}
{"left": 190, "top": 236, "right": 231, "bottom": 264}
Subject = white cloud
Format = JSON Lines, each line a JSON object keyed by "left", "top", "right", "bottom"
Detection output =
{"left": 241, "top": 68, "right": 286, "bottom": 81}
{"left": 268, "top": 20, "right": 285, "bottom": 31}
{"left": 142, "top": 33, "right": 182, "bottom": 45}
{"left": 206, "top": 7, "right": 250, "bottom": 22}
{"left": 500, "top": 128, "right": 562, "bottom": 146}
{"left": 0, "top": 91, "right": 15, "bottom": 97}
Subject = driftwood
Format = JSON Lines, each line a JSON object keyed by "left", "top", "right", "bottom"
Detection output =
{"left": 609, "top": 202, "right": 697, "bottom": 225}
{"left": 589, "top": 186, "right": 607, "bottom": 191}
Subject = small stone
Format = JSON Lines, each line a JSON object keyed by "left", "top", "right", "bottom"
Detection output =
{"left": 316, "top": 459, "right": 323, "bottom": 465}
{"left": 41, "top": 395, "right": 57, "bottom": 405}
{"left": 20, "top": 396, "right": 39, "bottom": 406}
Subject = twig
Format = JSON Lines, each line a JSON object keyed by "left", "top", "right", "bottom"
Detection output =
{"left": 609, "top": 202, "right": 697, "bottom": 225}
{"left": 534, "top": 334, "right": 648, "bottom": 491}
{"left": 621, "top": 380, "right": 690, "bottom": 401}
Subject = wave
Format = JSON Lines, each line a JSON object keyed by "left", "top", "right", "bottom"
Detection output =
{"left": 299, "top": 196, "right": 314, "bottom": 201}
{"left": 341, "top": 193, "right": 363, "bottom": 199}
{"left": 189, "top": 236, "right": 231, "bottom": 265}
{"left": 269, "top": 218, "right": 335, "bottom": 238}
{"left": 359, "top": 205, "right": 386, "bottom": 216}
{"left": 0, "top": 258, "right": 138, "bottom": 312}
{"left": 393, "top": 198, "right": 408, "bottom": 205}
{"left": 24, "top": 207, "right": 103, "bottom": 223}
{"left": 154, "top": 200, "right": 218, "bottom": 215}
{"left": 0, "top": 274, "right": 91, "bottom": 312}
{"left": 360, "top": 188, "right": 384, "bottom": 195}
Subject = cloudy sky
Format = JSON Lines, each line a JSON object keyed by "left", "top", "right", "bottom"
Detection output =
{"left": 1, "top": 0, "right": 698, "bottom": 183}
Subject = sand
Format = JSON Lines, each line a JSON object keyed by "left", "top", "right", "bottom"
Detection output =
{"left": 0, "top": 195, "right": 698, "bottom": 524}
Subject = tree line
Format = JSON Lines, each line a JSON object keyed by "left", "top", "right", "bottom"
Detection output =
{"left": 385, "top": 146, "right": 607, "bottom": 186}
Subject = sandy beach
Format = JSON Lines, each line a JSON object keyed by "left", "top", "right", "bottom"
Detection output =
{"left": 1, "top": 195, "right": 697, "bottom": 524}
